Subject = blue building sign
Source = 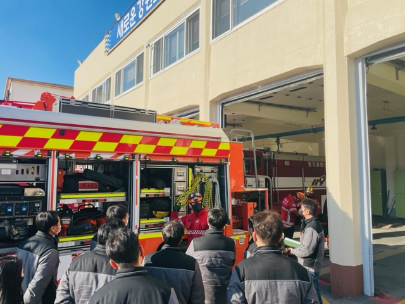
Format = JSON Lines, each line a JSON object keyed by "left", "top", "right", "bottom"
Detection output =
{"left": 105, "top": 0, "right": 162, "bottom": 54}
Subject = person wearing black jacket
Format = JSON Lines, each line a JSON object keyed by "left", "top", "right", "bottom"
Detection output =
{"left": 144, "top": 220, "right": 204, "bottom": 304}
{"left": 55, "top": 218, "right": 124, "bottom": 304}
{"left": 17, "top": 211, "right": 60, "bottom": 304}
{"left": 88, "top": 228, "right": 178, "bottom": 304}
{"left": 228, "top": 210, "right": 318, "bottom": 304}
{"left": 186, "top": 207, "right": 235, "bottom": 304}
{"left": 90, "top": 204, "right": 129, "bottom": 251}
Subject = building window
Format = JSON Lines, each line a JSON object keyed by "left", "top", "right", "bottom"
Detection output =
{"left": 115, "top": 53, "right": 144, "bottom": 98}
{"left": 187, "top": 11, "right": 200, "bottom": 54}
{"left": 212, "top": 0, "right": 230, "bottom": 39}
{"left": 165, "top": 24, "right": 185, "bottom": 68}
{"left": 91, "top": 77, "right": 111, "bottom": 103}
{"left": 212, "top": 0, "right": 281, "bottom": 40}
{"left": 151, "top": 9, "right": 200, "bottom": 76}
{"left": 81, "top": 94, "right": 89, "bottom": 101}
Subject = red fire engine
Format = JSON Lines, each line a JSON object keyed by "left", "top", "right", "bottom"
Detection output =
{"left": 0, "top": 95, "right": 267, "bottom": 278}
{"left": 243, "top": 149, "right": 326, "bottom": 212}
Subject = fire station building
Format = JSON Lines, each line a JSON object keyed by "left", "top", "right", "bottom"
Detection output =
{"left": 74, "top": 0, "right": 405, "bottom": 297}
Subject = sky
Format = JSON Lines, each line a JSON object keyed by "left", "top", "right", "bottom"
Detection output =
{"left": 0, "top": 0, "right": 133, "bottom": 95}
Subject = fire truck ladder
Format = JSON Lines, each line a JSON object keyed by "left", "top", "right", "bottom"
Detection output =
{"left": 229, "top": 129, "right": 273, "bottom": 209}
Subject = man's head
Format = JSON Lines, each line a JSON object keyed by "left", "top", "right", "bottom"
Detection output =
{"left": 36, "top": 211, "right": 60, "bottom": 236}
{"left": 106, "top": 228, "right": 142, "bottom": 269}
{"left": 299, "top": 199, "right": 317, "bottom": 219}
{"left": 251, "top": 210, "right": 283, "bottom": 247}
{"left": 187, "top": 192, "right": 203, "bottom": 213}
{"left": 98, "top": 218, "right": 125, "bottom": 245}
{"left": 106, "top": 204, "right": 129, "bottom": 226}
{"left": 208, "top": 207, "right": 228, "bottom": 229}
{"left": 162, "top": 220, "right": 184, "bottom": 246}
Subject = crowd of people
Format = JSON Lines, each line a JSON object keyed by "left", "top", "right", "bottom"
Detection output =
{"left": 1, "top": 191, "right": 325, "bottom": 304}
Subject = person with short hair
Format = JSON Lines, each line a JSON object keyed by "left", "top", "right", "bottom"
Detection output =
{"left": 90, "top": 203, "right": 129, "bottom": 250}
{"left": 187, "top": 207, "right": 235, "bottom": 304}
{"left": 0, "top": 255, "right": 23, "bottom": 304}
{"left": 55, "top": 218, "right": 124, "bottom": 304}
{"left": 89, "top": 228, "right": 178, "bottom": 304}
{"left": 17, "top": 211, "right": 61, "bottom": 304}
{"left": 144, "top": 220, "right": 205, "bottom": 304}
{"left": 244, "top": 215, "right": 256, "bottom": 259}
{"left": 227, "top": 210, "right": 319, "bottom": 304}
{"left": 289, "top": 199, "right": 325, "bottom": 304}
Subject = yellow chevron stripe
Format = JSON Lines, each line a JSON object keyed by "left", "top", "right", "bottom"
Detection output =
{"left": 170, "top": 146, "right": 189, "bottom": 155}
{"left": 190, "top": 140, "right": 206, "bottom": 148}
{"left": 157, "top": 138, "right": 177, "bottom": 146}
{"left": 201, "top": 148, "right": 217, "bottom": 156}
{"left": 120, "top": 135, "right": 143, "bottom": 144}
{"left": 94, "top": 142, "right": 118, "bottom": 152}
{"left": 44, "top": 139, "right": 74, "bottom": 149}
{"left": 218, "top": 142, "right": 230, "bottom": 150}
{"left": 135, "top": 144, "right": 156, "bottom": 153}
{"left": 25, "top": 127, "right": 56, "bottom": 138}
{"left": 0, "top": 135, "right": 22, "bottom": 147}
{"left": 76, "top": 131, "right": 102, "bottom": 142}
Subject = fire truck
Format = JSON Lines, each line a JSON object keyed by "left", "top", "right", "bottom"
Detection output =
{"left": 243, "top": 149, "right": 326, "bottom": 212}
{"left": 0, "top": 95, "right": 268, "bottom": 278}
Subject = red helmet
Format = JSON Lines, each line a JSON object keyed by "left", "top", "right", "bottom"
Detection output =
{"left": 187, "top": 192, "right": 202, "bottom": 204}
{"left": 296, "top": 192, "right": 306, "bottom": 201}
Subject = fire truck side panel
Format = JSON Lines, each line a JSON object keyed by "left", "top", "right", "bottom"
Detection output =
{"left": 230, "top": 142, "right": 245, "bottom": 192}
{"left": 0, "top": 101, "right": 261, "bottom": 278}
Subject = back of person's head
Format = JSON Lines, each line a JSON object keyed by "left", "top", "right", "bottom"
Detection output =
{"left": 251, "top": 210, "right": 283, "bottom": 246}
{"left": 36, "top": 211, "right": 59, "bottom": 233}
{"left": 162, "top": 220, "right": 184, "bottom": 246}
{"left": 208, "top": 207, "right": 228, "bottom": 229}
{"left": 106, "top": 204, "right": 128, "bottom": 220}
{"left": 300, "top": 199, "right": 317, "bottom": 216}
{"left": 106, "top": 228, "right": 139, "bottom": 268}
{"left": 0, "top": 256, "right": 23, "bottom": 304}
{"left": 98, "top": 218, "right": 125, "bottom": 245}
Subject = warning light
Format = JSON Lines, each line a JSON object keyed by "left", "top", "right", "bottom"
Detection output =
{"left": 197, "top": 158, "right": 203, "bottom": 163}
{"left": 94, "top": 154, "right": 103, "bottom": 160}
{"left": 124, "top": 155, "right": 129, "bottom": 161}
{"left": 172, "top": 157, "right": 178, "bottom": 162}
{"left": 35, "top": 152, "right": 42, "bottom": 158}
{"left": 2, "top": 151, "right": 12, "bottom": 157}
{"left": 65, "top": 154, "right": 71, "bottom": 159}
{"left": 144, "top": 156, "right": 151, "bottom": 161}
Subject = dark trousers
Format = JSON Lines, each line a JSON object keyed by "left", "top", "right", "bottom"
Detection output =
{"left": 284, "top": 226, "right": 295, "bottom": 239}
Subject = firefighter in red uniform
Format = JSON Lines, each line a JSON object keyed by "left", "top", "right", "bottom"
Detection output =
{"left": 281, "top": 192, "right": 305, "bottom": 239}
{"left": 305, "top": 187, "right": 321, "bottom": 216}
{"left": 180, "top": 192, "right": 209, "bottom": 246}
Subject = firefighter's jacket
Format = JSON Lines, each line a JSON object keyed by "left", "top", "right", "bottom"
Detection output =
{"left": 292, "top": 217, "right": 325, "bottom": 274}
{"left": 55, "top": 244, "right": 116, "bottom": 304}
{"left": 144, "top": 244, "right": 205, "bottom": 304}
{"left": 17, "top": 231, "right": 59, "bottom": 304}
{"left": 281, "top": 194, "right": 299, "bottom": 229}
{"left": 180, "top": 208, "right": 208, "bottom": 245}
{"left": 186, "top": 228, "right": 235, "bottom": 304}
{"left": 227, "top": 246, "right": 319, "bottom": 304}
{"left": 88, "top": 266, "right": 178, "bottom": 304}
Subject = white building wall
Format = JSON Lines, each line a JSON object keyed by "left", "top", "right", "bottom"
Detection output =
{"left": 6, "top": 79, "right": 73, "bottom": 102}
